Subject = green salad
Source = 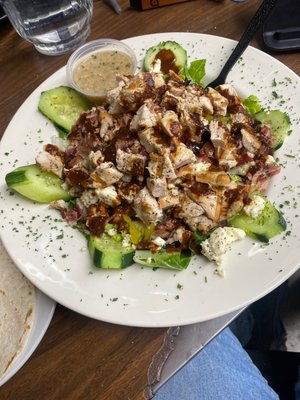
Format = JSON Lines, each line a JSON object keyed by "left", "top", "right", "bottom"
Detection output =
{"left": 5, "top": 41, "right": 291, "bottom": 271}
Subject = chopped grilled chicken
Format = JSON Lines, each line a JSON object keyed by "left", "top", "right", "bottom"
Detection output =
{"left": 98, "top": 108, "right": 117, "bottom": 142}
{"left": 158, "top": 187, "right": 180, "bottom": 209}
{"left": 118, "top": 72, "right": 158, "bottom": 112}
{"left": 116, "top": 149, "right": 147, "bottom": 176}
{"left": 90, "top": 162, "right": 123, "bottom": 188}
{"left": 166, "top": 70, "right": 186, "bottom": 97}
{"left": 177, "top": 160, "right": 211, "bottom": 178}
{"left": 179, "top": 109, "right": 209, "bottom": 138}
{"left": 147, "top": 153, "right": 176, "bottom": 180}
{"left": 161, "top": 90, "right": 180, "bottom": 110}
{"left": 106, "top": 79, "right": 127, "bottom": 114}
{"left": 88, "top": 150, "right": 104, "bottom": 168}
{"left": 36, "top": 150, "right": 64, "bottom": 178}
{"left": 138, "top": 127, "right": 171, "bottom": 155}
{"left": 231, "top": 112, "right": 251, "bottom": 124}
{"left": 218, "top": 145, "right": 239, "bottom": 170}
{"left": 187, "top": 186, "right": 222, "bottom": 222}
{"left": 175, "top": 193, "right": 205, "bottom": 231}
{"left": 217, "top": 84, "right": 239, "bottom": 97}
{"left": 207, "top": 87, "right": 228, "bottom": 116}
{"left": 133, "top": 187, "right": 163, "bottom": 224}
{"left": 116, "top": 182, "right": 142, "bottom": 203}
{"left": 177, "top": 92, "right": 214, "bottom": 115}
{"left": 147, "top": 176, "right": 167, "bottom": 198}
{"left": 160, "top": 110, "right": 181, "bottom": 137}
{"left": 170, "top": 141, "right": 197, "bottom": 169}
{"left": 95, "top": 186, "right": 121, "bottom": 207}
{"left": 152, "top": 73, "right": 167, "bottom": 91}
{"left": 226, "top": 195, "right": 246, "bottom": 219}
{"left": 195, "top": 169, "right": 231, "bottom": 187}
{"left": 209, "top": 120, "right": 239, "bottom": 169}
{"left": 130, "top": 101, "right": 160, "bottom": 131}
{"left": 216, "top": 84, "right": 246, "bottom": 114}
{"left": 241, "top": 128, "right": 261, "bottom": 155}
{"left": 194, "top": 215, "right": 217, "bottom": 234}
{"left": 209, "top": 120, "right": 228, "bottom": 153}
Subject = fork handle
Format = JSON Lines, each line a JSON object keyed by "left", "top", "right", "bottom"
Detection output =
{"left": 215, "top": 0, "right": 279, "bottom": 84}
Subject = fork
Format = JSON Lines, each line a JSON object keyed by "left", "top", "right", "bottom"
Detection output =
{"left": 207, "top": 0, "right": 279, "bottom": 88}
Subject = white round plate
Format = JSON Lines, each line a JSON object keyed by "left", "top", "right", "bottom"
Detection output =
{"left": 0, "top": 287, "right": 55, "bottom": 386}
{"left": 0, "top": 33, "right": 299, "bottom": 327}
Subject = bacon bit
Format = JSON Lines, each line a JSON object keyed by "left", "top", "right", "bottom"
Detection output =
{"left": 86, "top": 203, "right": 109, "bottom": 236}
{"left": 108, "top": 204, "right": 134, "bottom": 231}
{"left": 44, "top": 144, "right": 63, "bottom": 158}
{"left": 65, "top": 168, "right": 89, "bottom": 186}
{"left": 259, "top": 124, "right": 274, "bottom": 149}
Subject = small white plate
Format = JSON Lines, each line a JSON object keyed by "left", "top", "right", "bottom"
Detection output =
{"left": 0, "top": 32, "right": 299, "bottom": 327}
{"left": 0, "top": 242, "right": 55, "bottom": 386}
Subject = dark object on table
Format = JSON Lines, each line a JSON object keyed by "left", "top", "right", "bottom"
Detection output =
{"left": 263, "top": 0, "right": 300, "bottom": 51}
{"left": 130, "top": 0, "right": 190, "bottom": 11}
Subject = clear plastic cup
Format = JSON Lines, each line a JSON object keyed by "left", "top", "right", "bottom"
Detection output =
{"left": 67, "top": 39, "right": 137, "bottom": 103}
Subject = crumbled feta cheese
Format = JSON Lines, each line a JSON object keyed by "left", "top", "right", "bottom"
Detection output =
{"left": 122, "top": 234, "right": 131, "bottom": 248}
{"left": 244, "top": 195, "right": 266, "bottom": 219}
{"left": 107, "top": 227, "right": 117, "bottom": 237}
{"left": 201, "top": 227, "right": 246, "bottom": 267}
{"left": 152, "top": 236, "right": 166, "bottom": 248}
{"left": 80, "top": 190, "right": 98, "bottom": 207}
{"left": 215, "top": 267, "right": 225, "bottom": 277}
{"left": 193, "top": 161, "right": 211, "bottom": 173}
{"left": 265, "top": 155, "right": 276, "bottom": 165}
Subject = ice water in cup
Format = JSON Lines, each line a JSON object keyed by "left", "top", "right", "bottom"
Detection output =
{"left": 0, "top": 0, "right": 93, "bottom": 55}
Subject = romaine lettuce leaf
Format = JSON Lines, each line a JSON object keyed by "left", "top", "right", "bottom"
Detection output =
{"left": 134, "top": 249, "right": 192, "bottom": 270}
{"left": 243, "top": 95, "right": 263, "bottom": 116}
{"left": 185, "top": 59, "right": 206, "bottom": 84}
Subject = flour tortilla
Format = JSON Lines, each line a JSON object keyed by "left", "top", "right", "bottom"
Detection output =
{"left": 0, "top": 240, "right": 36, "bottom": 379}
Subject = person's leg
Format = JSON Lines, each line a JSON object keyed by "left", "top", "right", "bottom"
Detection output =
{"left": 153, "top": 328, "right": 279, "bottom": 400}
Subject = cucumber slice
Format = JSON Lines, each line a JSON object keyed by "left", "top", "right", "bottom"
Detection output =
{"left": 143, "top": 41, "right": 187, "bottom": 77}
{"left": 38, "top": 86, "right": 91, "bottom": 133}
{"left": 229, "top": 196, "right": 286, "bottom": 243}
{"left": 255, "top": 110, "right": 291, "bottom": 150}
{"left": 134, "top": 249, "right": 192, "bottom": 270}
{"left": 88, "top": 234, "right": 135, "bottom": 269}
{"left": 5, "top": 164, "right": 70, "bottom": 203}
{"left": 53, "top": 123, "right": 69, "bottom": 139}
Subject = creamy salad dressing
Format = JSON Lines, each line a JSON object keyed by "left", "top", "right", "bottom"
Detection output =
{"left": 72, "top": 50, "right": 134, "bottom": 94}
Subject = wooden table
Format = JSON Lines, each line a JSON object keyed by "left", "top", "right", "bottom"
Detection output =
{"left": 0, "top": 1, "right": 299, "bottom": 399}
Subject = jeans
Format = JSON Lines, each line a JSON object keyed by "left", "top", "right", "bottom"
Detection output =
{"left": 153, "top": 328, "right": 279, "bottom": 400}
